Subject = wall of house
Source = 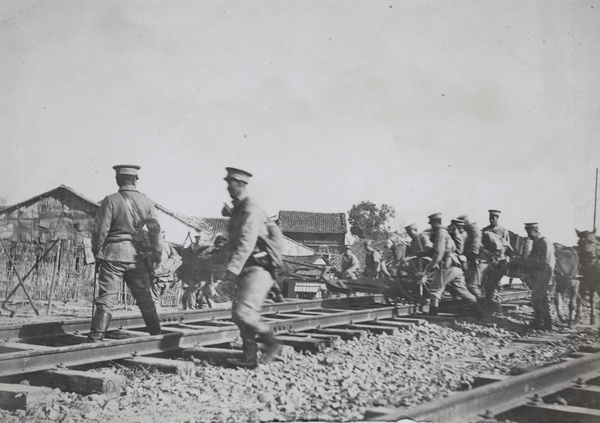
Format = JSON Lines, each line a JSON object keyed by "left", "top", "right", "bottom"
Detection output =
{"left": 0, "top": 238, "right": 95, "bottom": 304}
{"left": 284, "top": 233, "right": 345, "bottom": 255}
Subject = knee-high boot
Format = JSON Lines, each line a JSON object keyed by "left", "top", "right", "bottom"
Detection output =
{"left": 141, "top": 308, "right": 162, "bottom": 335}
{"left": 227, "top": 335, "right": 258, "bottom": 369}
{"left": 87, "top": 308, "right": 112, "bottom": 342}
{"left": 258, "top": 330, "right": 281, "bottom": 363}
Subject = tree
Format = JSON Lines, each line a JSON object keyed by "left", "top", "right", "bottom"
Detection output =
{"left": 348, "top": 201, "right": 398, "bottom": 240}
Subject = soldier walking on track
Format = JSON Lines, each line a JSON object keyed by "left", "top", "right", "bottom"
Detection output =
{"left": 481, "top": 209, "right": 513, "bottom": 313}
{"left": 524, "top": 223, "right": 554, "bottom": 331}
{"left": 223, "top": 167, "right": 282, "bottom": 369}
{"left": 88, "top": 165, "right": 163, "bottom": 342}
{"left": 424, "top": 213, "right": 482, "bottom": 318}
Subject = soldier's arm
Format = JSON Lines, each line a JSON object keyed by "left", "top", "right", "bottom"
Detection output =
{"left": 226, "top": 204, "right": 262, "bottom": 276}
{"left": 91, "top": 197, "right": 112, "bottom": 256}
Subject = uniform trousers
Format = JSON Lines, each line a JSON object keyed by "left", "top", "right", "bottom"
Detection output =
{"left": 429, "top": 265, "right": 477, "bottom": 308}
{"left": 483, "top": 260, "right": 509, "bottom": 311}
{"left": 232, "top": 265, "right": 273, "bottom": 335}
{"left": 95, "top": 260, "right": 156, "bottom": 315}
{"left": 530, "top": 265, "right": 553, "bottom": 329}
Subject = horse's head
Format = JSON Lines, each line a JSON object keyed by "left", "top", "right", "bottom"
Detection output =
{"left": 576, "top": 228, "right": 600, "bottom": 256}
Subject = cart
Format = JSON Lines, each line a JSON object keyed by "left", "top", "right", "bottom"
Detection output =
{"left": 326, "top": 256, "right": 438, "bottom": 307}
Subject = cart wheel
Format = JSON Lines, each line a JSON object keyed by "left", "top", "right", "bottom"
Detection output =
{"left": 396, "top": 257, "right": 437, "bottom": 306}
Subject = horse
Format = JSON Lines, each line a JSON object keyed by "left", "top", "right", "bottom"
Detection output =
{"left": 575, "top": 229, "right": 600, "bottom": 325}
{"left": 553, "top": 243, "right": 581, "bottom": 327}
{"left": 506, "top": 233, "right": 581, "bottom": 327}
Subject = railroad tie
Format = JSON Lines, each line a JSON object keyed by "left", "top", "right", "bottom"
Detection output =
{"left": 0, "top": 383, "right": 58, "bottom": 411}
{"left": 119, "top": 356, "right": 195, "bottom": 377}
{"left": 36, "top": 369, "right": 126, "bottom": 399}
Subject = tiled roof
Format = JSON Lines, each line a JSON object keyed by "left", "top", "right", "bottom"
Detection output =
{"left": 203, "top": 217, "right": 230, "bottom": 236}
{"left": 277, "top": 211, "right": 347, "bottom": 234}
{"left": 330, "top": 240, "right": 395, "bottom": 272}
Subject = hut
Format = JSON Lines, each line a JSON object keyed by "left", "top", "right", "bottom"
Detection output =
{"left": 0, "top": 185, "right": 211, "bottom": 307}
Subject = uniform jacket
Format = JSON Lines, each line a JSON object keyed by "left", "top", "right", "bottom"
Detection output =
{"left": 463, "top": 223, "right": 482, "bottom": 260}
{"left": 341, "top": 252, "right": 360, "bottom": 274}
{"left": 406, "top": 233, "right": 433, "bottom": 257}
{"left": 92, "top": 185, "right": 161, "bottom": 263}
{"left": 226, "top": 196, "right": 270, "bottom": 276}
{"left": 527, "top": 234, "right": 555, "bottom": 271}
{"left": 429, "top": 227, "right": 458, "bottom": 268}
{"left": 482, "top": 224, "right": 510, "bottom": 243}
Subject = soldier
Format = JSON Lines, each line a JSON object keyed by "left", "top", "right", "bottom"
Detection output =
{"left": 404, "top": 223, "right": 433, "bottom": 259}
{"left": 363, "top": 241, "right": 390, "bottom": 279}
{"left": 456, "top": 215, "right": 484, "bottom": 300}
{"left": 482, "top": 209, "right": 511, "bottom": 243}
{"left": 88, "top": 165, "right": 163, "bottom": 342}
{"left": 340, "top": 244, "right": 360, "bottom": 279}
{"left": 524, "top": 223, "right": 555, "bottom": 330}
{"left": 424, "top": 213, "right": 481, "bottom": 318}
{"left": 481, "top": 209, "right": 513, "bottom": 313}
{"left": 151, "top": 231, "right": 182, "bottom": 309}
{"left": 223, "top": 167, "right": 281, "bottom": 369}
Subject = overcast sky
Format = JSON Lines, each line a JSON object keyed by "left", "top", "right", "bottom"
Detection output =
{"left": 2, "top": 0, "right": 599, "bottom": 245}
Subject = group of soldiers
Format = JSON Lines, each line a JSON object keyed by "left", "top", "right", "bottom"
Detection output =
{"left": 88, "top": 165, "right": 283, "bottom": 369}
{"left": 341, "top": 209, "right": 556, "bottom": 330}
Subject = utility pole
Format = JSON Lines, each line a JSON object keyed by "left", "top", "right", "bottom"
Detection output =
{"left": 594, "top": 168, "right": 598, "bottom": 231}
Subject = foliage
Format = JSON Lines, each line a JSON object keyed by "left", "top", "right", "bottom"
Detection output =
{"left": 348, "top": 201, "right": 398, "bottom": 241}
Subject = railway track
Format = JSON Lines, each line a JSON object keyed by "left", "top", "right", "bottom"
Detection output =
{"left": 0, "top": 288, "right": 538, "bottom": 415}
{"left": 366, "top": 347, "right": 600, "bottom": 423}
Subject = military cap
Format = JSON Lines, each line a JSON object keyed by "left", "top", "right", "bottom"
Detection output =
{"left": 404, "top": 223, "right": 418, "bottom": 231}
{"left": 488, "top": 209, "right": 502, "bottom": 216}
{"left": 113, "top": 164, "right": 140, "bottom": 176}
{"left": 224, "top": 167, "right": 253, "bottom": 184}
{"left": 457, "top": 214, "right": 470, "bottom": 222}
{"left": 428, "top": 213, "right": 442, "bottom": 222}
{"left": 451, "top": 219, "right": 466, "bottom": 226}
{"left": 524, "top": 222, "right": 539, "bottom": 230}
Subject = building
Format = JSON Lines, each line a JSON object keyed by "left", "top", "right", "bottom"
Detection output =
{"left": 276, "top": 211, "right": 348, "bottom": 255}
{"left": 202, "top": 217, "right": 316, "bottom": 256}
{"left": 0, "top": 185, "right": 211, "bottom": 304}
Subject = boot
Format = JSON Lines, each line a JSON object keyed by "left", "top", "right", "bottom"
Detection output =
{"left": 258, "top": 331, "right": 282, "bottom": 363}
{"left": 428, "top": 306, "right": 438, "bottom": 316}
{"left": 470, "top": 302, "right": 485, "bottom": 320}
{"left": 87, "top": 308, "right": 112, "bottom": 342}
{"left": 228, "top": 336, "right": 258, "bottom": 369}
{"left": 141, "top": 309, "right": 162, "bottom": 335}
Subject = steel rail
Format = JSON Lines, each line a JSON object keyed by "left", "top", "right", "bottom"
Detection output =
{"left": 0, "top": 295, "right": 386, "bottom": 341}
{"left": 367, "top": 350, "right": 600, "bottom": 422}
{"left": 0, "top": 301, "right": 407, "bottom": 378}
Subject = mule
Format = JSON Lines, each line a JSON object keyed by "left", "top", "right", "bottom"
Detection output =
{"left": 576, "top": 229, "right": 600, "bottom": 325}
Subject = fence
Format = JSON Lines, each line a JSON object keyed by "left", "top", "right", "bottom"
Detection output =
{"left": 0, "top": 239, "right": 97, "bottom": 306}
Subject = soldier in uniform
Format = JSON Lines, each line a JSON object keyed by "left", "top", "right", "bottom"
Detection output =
{"left": 88, "top": 165, "right": 163, "bottom": 342}
{"left": 456, "top": 215, "right": 484, "bottom": 301}
{"left": 481, "top": 209, "right": 513, "bottom": 313}
{"left": 340, "top": 244, "right": 360, "bottom": 279}
{"left": 524, "top": 223, "right": 555, "bottom": 330}
{"left": 223, "top": 167, "right": 281, "bottom": 369}
{"left": 363, "top": 241, "right": 390, "bottom": 279}
{"left": 424, "top": 213, "right": 481, "bottom": 318}
{"left": 404, "top": 223, "right": 433, "bottom": 259}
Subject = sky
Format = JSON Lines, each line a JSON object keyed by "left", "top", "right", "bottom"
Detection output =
{"left": 1, "top": 0, "right": 599, "bottom": 246}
